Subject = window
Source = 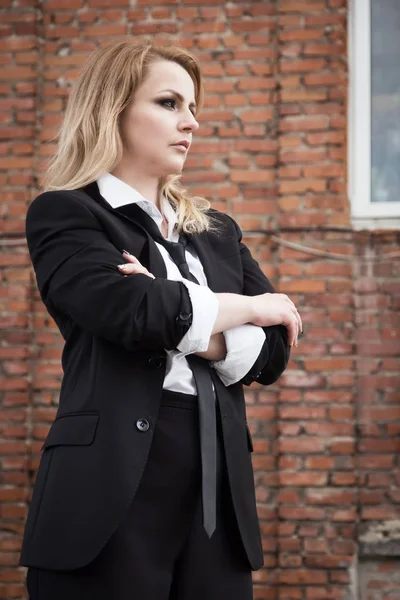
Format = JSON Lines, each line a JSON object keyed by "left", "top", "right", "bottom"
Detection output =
{"left": 349, "top": 0, "right": 400, "bottom": 229}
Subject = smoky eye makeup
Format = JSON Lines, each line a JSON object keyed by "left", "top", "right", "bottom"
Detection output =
{"left": 158, "top": 98, "right": 176, "bottom": 108}
{"left": 157, "top": 96, "right": 197, "bottom": 117}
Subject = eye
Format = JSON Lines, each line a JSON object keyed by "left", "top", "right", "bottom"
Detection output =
{"left": 158, "top": 98, "right": 196, "bottom": 118}
{"left": 158, "top": 98, "right": 176, "bottom": 110}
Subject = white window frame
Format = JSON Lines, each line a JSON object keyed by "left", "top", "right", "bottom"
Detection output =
{"left": 349, "top": 0, "right": 400, "bottom": 229}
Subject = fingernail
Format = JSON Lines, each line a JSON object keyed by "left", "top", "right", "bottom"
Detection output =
{"left": 122, "top": 249, "right": 132, "bottom": 256}
{"left": 118, "top": 264, "right": 127, "bottom": 269}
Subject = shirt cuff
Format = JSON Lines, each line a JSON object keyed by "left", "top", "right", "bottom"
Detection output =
{"left": 212, "top": 325, "right": 266, "bottom": 386}
{"left": 176, "top": 280, "right": 218, "bottom": 355}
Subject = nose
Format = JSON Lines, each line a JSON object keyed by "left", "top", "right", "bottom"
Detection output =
{"left": 179, "top": 113, "right": 199, "bottom": 134}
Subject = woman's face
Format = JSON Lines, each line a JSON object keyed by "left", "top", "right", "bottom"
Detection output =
{"left": 118, "top": 59, "right": 200, "bottom": 177}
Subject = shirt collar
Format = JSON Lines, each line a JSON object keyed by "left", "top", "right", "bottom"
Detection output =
{"left": 97, "top": 172, "right": 178, "bottom": 239}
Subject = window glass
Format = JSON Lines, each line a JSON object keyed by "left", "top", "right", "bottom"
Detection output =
{"left": 371, "top": 0, "right": 400, "bottom": 202}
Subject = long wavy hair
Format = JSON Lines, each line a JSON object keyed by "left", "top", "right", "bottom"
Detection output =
{"left": 43, "top": 40, "right": 214, "bottom": 234}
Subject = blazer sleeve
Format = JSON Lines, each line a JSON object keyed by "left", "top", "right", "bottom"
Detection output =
{"left": 225, "top": 214, "right": 290, "bottom": 386}
{"left": 25, "top": 191, "right": 194, "bottom": 352}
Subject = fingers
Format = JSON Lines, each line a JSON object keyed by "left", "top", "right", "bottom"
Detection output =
{"left": 122, "top": 251, "right": 140, "bottom": 264}
{"left": 283, "top": 312, "right": 298, "bottom": 347}
{"left": 117, "top": 254, "right": 155, "bottom": 279}
{"left": 288, "top": 303, "right": 303, "bottom": 338}
{"left": 281, "top": 294, "right": 303, "bottom": 343}
{"left": 118, "top": 263, "right": 155, "bottom": 278}
{"left": 281, "top": 306, "right": 301, "bottom": 347}
{"left": 118, "top": 250, "right": 155, "bottom": 279}
{"left": 296, "top": 311, "right": 303, "bottom": 337}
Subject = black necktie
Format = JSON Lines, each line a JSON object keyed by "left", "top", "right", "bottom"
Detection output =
{"left": 115, "top": 202, "right": 217, "bottom": 538}
{"left": 159, "top": 237, "right": 198, "bottom": 284}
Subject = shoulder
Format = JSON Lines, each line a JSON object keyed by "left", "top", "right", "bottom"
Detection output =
{"left": 26, "top": 188, "right": 102, "bottom": 222}
{"left": 25, "top": 189, "right": 101, "bottom": 237}
{"left": 27, "top": 189, "right": 92, "bottom": 215}
{"left": 206, "top": 208, "right": 241, "bottom": 241}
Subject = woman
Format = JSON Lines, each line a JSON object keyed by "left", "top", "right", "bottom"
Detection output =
{"left": 20, "top": 40, "right": 302, "bottom": 599}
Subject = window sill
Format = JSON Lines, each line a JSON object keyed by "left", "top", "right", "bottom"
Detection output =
{"left": 352, "top": 217, "right": 400, "bottom": 231}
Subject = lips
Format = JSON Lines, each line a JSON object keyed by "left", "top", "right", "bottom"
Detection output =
{"left": 172, "top": 140, "right": 190, "bottom": 150}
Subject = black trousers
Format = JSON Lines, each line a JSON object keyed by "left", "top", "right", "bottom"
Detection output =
{"left": 26, "top": 390, "right": 254, "bottom": 599}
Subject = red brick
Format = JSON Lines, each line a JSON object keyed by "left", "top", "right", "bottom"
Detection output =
{"left": 306, "top": 489, "right": 356, "bottom": 505}
{"left": 280, "top": 149, "right": 328, "bottom": 163}
{"left": 278, "top": 569, "right": 328, "bottom": 585}
{"left": 279, "top": 29, "right": 325, "bottom": 41}
{"left": 303, "top": 164, "right": 344, "bottom": 177}
{"left": 329, "top": 407, "right": 354, "bottom": 420}
{"left": 280, "top": 472, "right": 327, "bottom": 486}
{"left": 362, "top": 507, "right": 400, "bottom": 520}
{"left": 330, "top": 440, "right": 355, "bottom": 455}
{"left": 279, "top": 424, "right": 302, "bottom": 438}
{"left": 2, "top": 5, "right": 398, "bottom": 599}
{"left": 357, "top": 455, "right": 394, "bottom": 469}
{"left": 306, "top": 131, "right": 345, "bottom": 145}
{"left": 305, "top": 457, "right": 334, "bottom": 470}
{"left": 279, "top": 0, "right": 325, "bottom": 10}
{"left": 278, "top": 166, "right": 302, "bottom": 179}
{"left": 281, "top": 89, "right": 328, "bottom": 102}
{"left": 304, "top": 391, "right": 353, "bottom": 404}
{"left": 280, "top": 437, "right": 325, "bottom": 453}
{"left": 305, "top": 423, "right": 353, "bottom": 437}
{"left": 280, "top": 58, "right": 327, "bottom": 73}
{"left": 279, "top": 554, "right": 303, "bottom": 568}
{"left": 304, "top": 43, "right": 344, "bottom": 56}
{"left": 231, "top": 170, "right": 275, "bottom": 183}
{"left": 359, "top": 439, "right": 400, "bottom": 453}
{"left": 280, "top": 116, "right": 328, "bottom": 131}
{"left": 279, "top": 406, "right": 326, "bottom": 420}
{"left": 279, "top": 489, "right": 302, "bottom": 504}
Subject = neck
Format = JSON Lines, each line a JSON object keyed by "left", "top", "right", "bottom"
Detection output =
{"left": 110, "top": 163, "right": 161, "bottom": 209}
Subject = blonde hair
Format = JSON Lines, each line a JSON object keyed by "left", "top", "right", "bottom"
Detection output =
{"left": 43, "top": 40, "right": 214, "bottom": 234}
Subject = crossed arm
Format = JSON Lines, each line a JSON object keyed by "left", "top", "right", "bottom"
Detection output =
{"left": 26, "top": 191, "right": 301, "bottom": 386}
{"left": 118, "top": 231, "right": 302, "bottom": 387}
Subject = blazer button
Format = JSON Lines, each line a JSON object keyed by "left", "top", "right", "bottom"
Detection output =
{"left": 148, "top": 356, "right": 166, "bottom": 369}
{"left": 136, "top": 418, "right": 150, "bottom": 432}
{"left": 178, "top": 312, "right": 192, "bottom": 321}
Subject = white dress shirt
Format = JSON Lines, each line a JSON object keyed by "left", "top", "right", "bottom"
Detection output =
{"left": 97, "top": 172, "right": 266, "bottom": 392}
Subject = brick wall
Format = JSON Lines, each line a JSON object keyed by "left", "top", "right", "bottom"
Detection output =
{"left": 359, "top": 560, "right": 400, "bottom": 600}
{"left": 1, "top": 1, "right": 400, "bottom": 599}
{"left": 1, "top": 1, "right": 39, "bottom": 599}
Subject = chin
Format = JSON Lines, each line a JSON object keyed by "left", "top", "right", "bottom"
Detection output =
{"left": 161, "top": 160, "right": 185, "bottom": 176}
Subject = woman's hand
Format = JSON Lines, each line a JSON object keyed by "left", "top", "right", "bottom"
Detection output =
{"left": 250, "top": 293, "right": 302, "bottom": 347}
{"left": 118, "top": 251, "right": 155, "bottom": 278}
{"left": 195, "top": 333, "right": 227, "bottom": 362}
{"left": 117, "top": 252, "right": 226, "bottom": 361}
{"left": 117, "top": 254, "right": 301, "bottom": 347}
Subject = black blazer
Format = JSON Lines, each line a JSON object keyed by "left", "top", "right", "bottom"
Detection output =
{"left": 19, "top": 181, "right": 289, "bottom": 572}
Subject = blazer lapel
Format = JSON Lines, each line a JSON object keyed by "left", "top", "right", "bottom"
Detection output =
{"left": 189, "top": 231, "right": 220, "bottom": 293}
{"left": 79, "top": 183, "right": 223, "bottom": 287}
{"left": 80, "top": 182, "right": 167, "bottom": 278}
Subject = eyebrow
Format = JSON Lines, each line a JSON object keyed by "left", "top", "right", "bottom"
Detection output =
{"left": 157, "top": 89, "right": 197, "bottom": 111}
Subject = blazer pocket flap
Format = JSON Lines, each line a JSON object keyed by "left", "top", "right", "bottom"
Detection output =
{"left": 41, "top": 413, "right": 99, "bottom": 451}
